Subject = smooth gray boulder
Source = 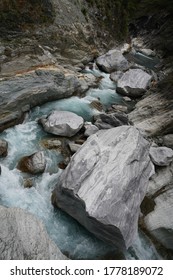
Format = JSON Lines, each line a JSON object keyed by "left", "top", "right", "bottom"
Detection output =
{"left": 52, "top": 126, "right": 154, "bottom": 250}
{"left": 0, "top": 69, "right": 80, "bottom": 132}
{"left": 40, "top": 111, "right": 84, "bottom": 137}
{"left": 117, "top": 69, "right": 152, "bottom": 97}
{"left": 0, "top": 139, "right": 8, "bottom": 157}
{"left": 84, "top": 123, "right": 99, "bottom": 137}
{"left": 0, "top": 206, "right": 66, "bottom": 260}
{"left": 96, "top": 50, "right": 129, "bottom": 73}
{"left": 149, "top": 146, "right": 173, "bottom": 166}
{"left": 17, "top": 151, "right": 46, "bottom": 174}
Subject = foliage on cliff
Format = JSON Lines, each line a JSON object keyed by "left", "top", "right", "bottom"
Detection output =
{"left": 0, "top": 0, "right": 54, "bottom": 31}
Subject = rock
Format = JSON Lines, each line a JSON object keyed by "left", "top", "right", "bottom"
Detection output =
{"left": 17, "top": 151, "right": 46, "bottom": 174}
{"left": 147, "top": 162, "right": 173, "bottom": 196}
{"left": 52, "top": 126, "right": 154, "bottom": 250}
{"left": 96, "top": 50, "right": 129, "bottom": 73}
{"left": 139, "top": 49, "right": 156, "bottom": 57}
{"left": 0, "top": 206, "right": 66, "bottom": 260}
{"left": 110, "top": 71, "right": 123, "bottom": 83}
{"left": 128, "top": 71, "right": 173, "bottom": 137}
{"left": 111, "top": 105, "right": 128, "bottom": 113}
{"left": 149, "top": 146, "right": 173, "bottom": 166}
{"left": 0, "top": 69, "right": 81, "bottom": 132}
{"left": 121, "top": 43, "right": 131, "bottom": 54}
{"left": 78, "top": 73, "right": 98, "bottom": 92}
{"left": 84, "top": 123, "right": 99, "bottom": 137}
{"left": 0, "top": 139, "right": 8, "bottom": 157}
{"left": 68, "top": 142, "right": 81, "bottom": 153}
{"left": 89, "top": 100, "right": 104, "bottom": 112}
{"left": 40, "top": 111, "right": 84, "bottom": 137}
{"left": 117, "top": 69, "right": 152, "bottom": 97}
{"left": 23, "top": 178, "right": 34, "bottom": 188}
{"left": 41, "top": 139, "right": 62, "bottom": 150}
{"left": 144, "top": 185, "right": 173, "bottom": 250}
{"left": 123, "top": 96, "right": 131, "bottom": 102}
{"left": 163, "top": 134, "right": 173, "bottom": 149}
{"left": 94, "top": 112, "right": 129, "bottom": 130}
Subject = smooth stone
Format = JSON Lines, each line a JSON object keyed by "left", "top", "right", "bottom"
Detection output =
{"left": 96, "top": 49, "right": 129, "bottom": 73}
{"left": 111, "top": 105, "right": 128, "bottom": 113}
{"left": 0, "top": 206, "right": 66, "bottom": 260}
{"left": 117, "top": 69, "right": 152, "bottom": 97}
{"left": 84, "top": 123, "right": 99, "bottom": 137}
{"left": 139, "top": 48, "right": 156, "bottom": 57}
{"left": 0, "top": 139, "right": 8, "bottom": 157}
{"left": 17, "top": 151, "right": 46, "bottom": 174}
{"left": 23, "top": 178, "right": 34, "bottom": 188}
{"left": 52, "top": 126, "right": 154, "bottom": 250}
{"left": 149, "top": 146, "right": 173, "bottom": 166}
{"left": 68, "top": 142, "right": 81, "bottom": 153}
{"left": 40, "top": 111, "right": 84, "bottom": 137}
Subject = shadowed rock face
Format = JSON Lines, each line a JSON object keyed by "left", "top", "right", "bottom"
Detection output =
{"left": 0, "top": 206, "right": 66, "bottom": 260}
{"left": 52, "top": 126, "right": 154, "bottom": 251}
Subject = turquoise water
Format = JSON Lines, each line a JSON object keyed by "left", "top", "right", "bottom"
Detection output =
{"left": 0, "top": 66, "right": 161, "bottom": 259}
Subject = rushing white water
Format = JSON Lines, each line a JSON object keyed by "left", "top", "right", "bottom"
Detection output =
{"left": 0, "top": 66, "right": 161, "bottom": 259}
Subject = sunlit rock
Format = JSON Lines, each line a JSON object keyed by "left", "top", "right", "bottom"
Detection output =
{"left": 0, "top": 206, "right": 66, "bottom": 260}
{"left": 40, "top": 111, "right": 84, "bottom": 137}
{"left": 96, "top": 50, "right": 129, "bottom": 73}
{"left": 52, "top": 126, "right": 154, "bottom": 250}
{"left": 117, "top": 69, "right": 152, "bottom": 97}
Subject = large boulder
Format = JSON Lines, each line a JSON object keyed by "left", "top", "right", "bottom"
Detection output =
{"left": 0, "top": 69, "right": 80, "bottom": 132}
{"left": 96, "top": 50, "right": 129, "bottom": 73}
{"left": 117, "top": 69, "right": 152, "bottom": 97}
{"left": 0, "top": 206, "right": 66, "bottom": 260}
{"left": 39, "top": 111, "right": 84, "bottom": 137}
{"left": 17, "top": 151, "right": 46, "bottom": 174}
{"left": 52, "top": 126, "right": 154, "bottom": 251}
{"left": 0, "top": 139, "right": 8, "bottom": 157}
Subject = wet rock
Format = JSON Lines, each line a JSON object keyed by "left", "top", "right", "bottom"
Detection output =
{"left": 123, "top": 96, "right": 132, "bottom": 102}
{"left": 149, "top": 146, "right": 173, "bottom": 166}
{"left": 117, "top": 69, "right": 152, "bottom": 97}
{"left": 0, "top": 69, "right": 80, "bottom": 132}
{"left": 84, "top": 123, "right": 99, "bottom": 137}
{"left": 40, "top": 111, "right": 84, "bottom": 137}
{"left": 0, "top": 206, "right": 66, "bottom": 260}
{"left": 111, "top": 105, "right": 128, "bottom": 113}
{"left": 23, "top": 178, "right": 34, "bottom": 188}
{"left": 0, "top": 139, "right": 8, "bottom": 157}
{"left": 17, "top": 151, "right": 46, "bottom": 174}
{"left": 94, "top": 112, "right": 129, "bottom": 130}
{"left": 52, "top": 126, "right": 154, "bottom": 250}
{"left": 41, "top": 139, "right": 62, "bottom": 150}
{"left": 96, "top": 50, "right": 129, "bottom": 73}
{"left": 89, "top": 100, "right": 104, "bottom": 112}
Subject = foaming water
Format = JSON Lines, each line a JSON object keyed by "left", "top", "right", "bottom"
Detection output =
{"left": 0, "top": 65, "right": 161, "bottom": 260}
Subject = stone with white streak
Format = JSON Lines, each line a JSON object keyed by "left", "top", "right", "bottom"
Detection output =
{"left": 52, "top": 126, "right": 154, "bottom": 251}
{"left": 0, "top": 206, "right": 66, "bottom": 260}
{"left": 117, "top": 69, "right": 152, "bottom": 97}
{"left": 149, "top": 146, "right": 173, "bottom": 166}
{"left": 40, "top": 111, "right": 84, "bottom": 137}
{"left": 17, "top": 151, "right": 46, "bottom": 174}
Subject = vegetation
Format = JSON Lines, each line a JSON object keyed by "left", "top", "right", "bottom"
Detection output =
{"left": 0, "top": 0, "right": 54, "bottom": 31}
